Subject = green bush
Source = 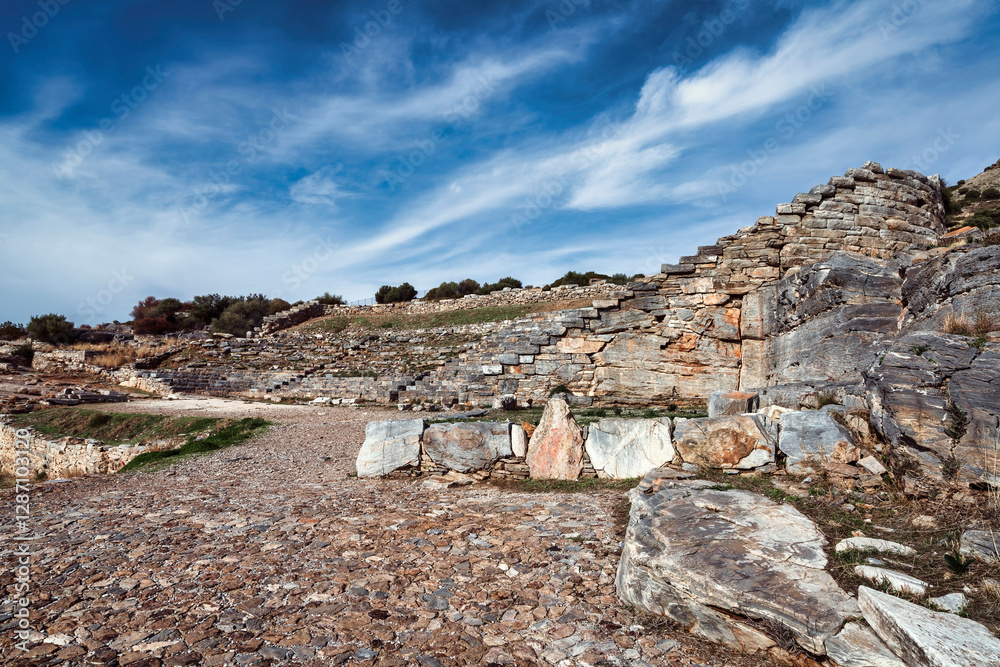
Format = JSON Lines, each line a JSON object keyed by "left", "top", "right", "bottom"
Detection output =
{"left": 967, "top": 208, "right": 1000, "bottom": 231}
{"left": 548, "top": 270, "right": 643, "bottom": 288}
{"left": 957, "top": 179, "right": 966, "bottom": 186}
{"left": 11, "top": 344, "right": 34, "bottom": 365}
{"left": 0, "top": 321, "right": 25, "bottom": 340}
{"left": 315, "top": 292, "right": 345, "bottom": 305}
{"left": 27, "top": 314, "right": 76, "bottom": 344}
{"left": 965, "top": 189, "right": 981, "bottom": 199}
{"left": 477, "top": 276, "right": 522, "bottom": 295}
{"left": 375, "top": 283, "right": 417, "bottom": 304}
{"left": 958, "top": 187, "right": 970, "bottom": 194}
{"left": 982, "top": 187, "right": 1000, "bottom": 199}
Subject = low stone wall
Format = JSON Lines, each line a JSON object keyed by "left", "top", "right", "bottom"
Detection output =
{"left": 257, "top": 283, "right": 621, "bottom": 336}
{"left": 0, "top": 422, "right": 173, "bottom": 479}
{"left": 32, "top": 350, "right": 97, "bottom": 372}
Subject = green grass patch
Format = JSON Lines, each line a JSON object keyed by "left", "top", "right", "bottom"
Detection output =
{"left": 304, "top": 305, "right": 540, "bottom": 333}
{"left": 490, "top": 477, "right": 641, "bottom": 493}
{"left": 119, "top": 418, "right": 271, "bottom": 473}
{"left": 12, "top": 408, "right": 220, "bottom": 446}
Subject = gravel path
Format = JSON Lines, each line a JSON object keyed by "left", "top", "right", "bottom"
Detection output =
{"left": 1, "top": 398, "right": 763, "bottom": 666}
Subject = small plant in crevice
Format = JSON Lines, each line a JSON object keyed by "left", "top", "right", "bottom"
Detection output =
{"left": 911, "top": 344, "right": 928, "bottom": 356}
{"left": 944, "top": 544, "right": 970, "bottom": 576}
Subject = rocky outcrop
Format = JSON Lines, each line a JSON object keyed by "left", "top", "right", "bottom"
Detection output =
{"left": 778, "top": 410, "right": 858, "bottom": 475}
{"left": 584, "top": 418, "right": 675, "bottom": 479}
{"left": 901, "top": 246, "right": 1000, "bottom": 331}
{"left": 825, "top": 622, "right": 908, "bottom": 667}
{"left": 740, "top": 253, "right": 904, "bottom": 402}
{"left": 526, "top": 397, "right": 584, "bottom": 480}
{"left": 865, "top": 332, "right": 1000, "bottom": 486}
{"left": 355, "top": 419, "right": 424, "bottom": 477}
{"left": 858, "top": 586, "right": 1000, "bottom": 667}
{"left": 959, "top": 530, "right": 999, "bottom": 564}
{"left": 422, "top": 422, "right": 512, "bottom": 473}
{"left": 707, "top": 390, "right": 759, "bottom": 418}
{"left": 672, "top": 414, "right": 777, "bottom": 469}
{"left": 617, "top": 472, "right": 859, "bottom": 657}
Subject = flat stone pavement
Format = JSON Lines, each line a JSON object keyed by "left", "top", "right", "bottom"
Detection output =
{"left": 1, "top": 399, "right": 765, "bottom": 667}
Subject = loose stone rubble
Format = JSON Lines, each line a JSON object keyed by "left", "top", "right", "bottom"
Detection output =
{"left": 0, "top": 401, "right": 772, "bottom": 667}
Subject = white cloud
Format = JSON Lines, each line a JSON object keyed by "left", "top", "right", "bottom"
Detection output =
{"left": 290, "top": 164, "right": 351, "bottom": 206}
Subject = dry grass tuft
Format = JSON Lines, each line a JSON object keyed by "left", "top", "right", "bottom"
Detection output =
{"left": 68, "top": 343, "right": 165, "bottom": 368}
{"left": 943, "top": 313, "right": 973, "bottom": 336}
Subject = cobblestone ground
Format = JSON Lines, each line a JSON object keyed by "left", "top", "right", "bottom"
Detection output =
{"left": 1, "top": 399, "right": 764, "bottom": 667}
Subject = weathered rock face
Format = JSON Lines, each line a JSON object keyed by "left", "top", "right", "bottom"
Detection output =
{"left": 741, "top": 253, "right": 904, "bottom": 400}
{"left": 526, "top": 397, "right": 584, "bottom": 480}
{"left": 617, "top": 472, "right": 859, "bottom": 656}
{"left": 584, "top": 418, "right": 675, "bottom": 479}
{"left": 825, "top": 622, "right": 908, "bottom": 667}
{"left": 356, "top": 419, "right": 424, "bottom": 477}
{"left": 778, "top": 410, "right": 859, "bottom": 475}
{"left": 422, "top": 422, "right": 512, "bottom": 473}
{"left": 959, "top": 530, "right": 999, "bottom": 564}
{"left": 902, "top": 246, "right": 1000, "bottom": 331}
{"left": 708, "top": 390, "right": 759, "bottom": 418}
{"left": 673, "top": 414, "right": 777, "bottom": 469}
{"left": 859, "top": 586, "right": 1000, "bottom": 667}
{"left": 865, "top": 332, "right": 1000, "bottom": 486}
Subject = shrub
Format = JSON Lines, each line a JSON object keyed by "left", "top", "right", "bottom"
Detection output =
{"left": 477, "top": 276, "right": 522, "bottom": 295}
{"left": 375, "top": 283, "right": 417, "bottom": 304}
{"left": 315, "top": 292, "right": 345, "bottom": 305}
{"left": 0, "top": 321, "right": 25, "bottom": 340}
{"left": 982, "top": 187, "right": 1000, "bottom": 199}
{"left": 211, "top": 297, "right": 275, "bottom": 336}
{"left": 11, "top": 344, "right": 34, "bottom": 365}
{"left": 131, "top": 296, "right": 185, "bottom": 334}
{"left": 27, "top": 314, "right": 76, "bottom": 344}
{"left": 958, "top": 187, "right": 970, "bottom": 194}
{"left": 965, "top": 189, "right": 981, "bottom": 199}
{"left": 957, "top": 179, "right": 966, "bottom": 186}
{"left": 966, "top": 208, "right": 1000, "bottom": 231}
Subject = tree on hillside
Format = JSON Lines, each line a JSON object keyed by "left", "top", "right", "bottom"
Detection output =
{"left": 209, "top": 296, "right": 289, "bottom": 336}
{"left": 477, "top": 276, "right": 522, "bottom": 294}
{"left": 0, "top": 321, "right": 26, "bottom": 340}
{"left": 375, "top": 283, "right": 418, "bottom": 304}
{"left": 27, "top": 313, "right": 76, "bottom": 344}
{"left": 315, "top": 292, "right": 346, "bottom": 305}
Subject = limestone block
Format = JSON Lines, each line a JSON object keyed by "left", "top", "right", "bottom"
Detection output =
{"left": 707, "top": 390, "right": 760, "bottom": 418}
{"left": 617, "top": 474, "right": 859, "bottom": 655}
{"left": 778, "top": 411, "right": 859, "bottom": 475}
{"left": 585, "top": 418, "right": 675, "bottom": 479}
{"left": 526, "top": 397, "right": 584, "bottom": 480}
{"left": 673, "top": 414, "right": 777, "bottom": 469}
{"left": 356, "top": 419, "right": 424, "bottom": 477}
{"left": 859, "top": 586, "right": 1000, "bottom": 667}
{"left": 422, "top": 422, "right": 513, "bottom": 473}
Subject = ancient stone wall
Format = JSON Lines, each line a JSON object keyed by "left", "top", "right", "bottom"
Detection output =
{"left": 117, "top": 163, "right": 951, "bottom": 409}
{"left": 257, "top": 283, "right": 620, "bottom": 336}
{"left": 0, "top": 422, "right": 173, "bottom": 479}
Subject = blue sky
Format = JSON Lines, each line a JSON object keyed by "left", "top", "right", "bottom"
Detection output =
{"left": 1, "top": 0, "right": 999, "bottom": 324}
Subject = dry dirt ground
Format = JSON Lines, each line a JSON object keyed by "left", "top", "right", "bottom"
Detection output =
{"left": 0, "top": 398, "right": 770, "bottom": 667}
